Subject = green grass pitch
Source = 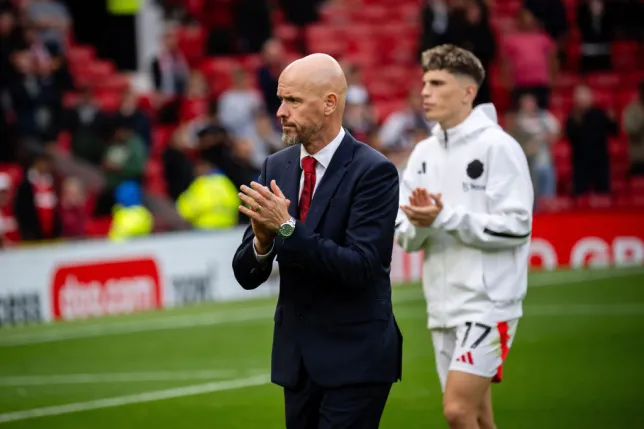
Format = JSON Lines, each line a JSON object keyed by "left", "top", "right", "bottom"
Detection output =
{"left": 1, "top": 267, "right": 643, "bottom": 428}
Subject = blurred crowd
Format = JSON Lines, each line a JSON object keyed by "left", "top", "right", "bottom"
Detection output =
{"left": 1, "top": 0, "right": 644, "bottom": 248}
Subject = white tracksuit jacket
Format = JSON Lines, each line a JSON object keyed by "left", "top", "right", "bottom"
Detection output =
{"left": 395, "top": 104, "right": 534, "bottom": 329}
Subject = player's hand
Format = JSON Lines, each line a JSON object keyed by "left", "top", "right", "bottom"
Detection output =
{"left": 239, "top": 180, "right": 291, "bottom": 233}
{"left": 401, "top": 191, "right": 443, "bottom": 227}
{"left": 409, "top": 188, "right": 433, "bottom": 207}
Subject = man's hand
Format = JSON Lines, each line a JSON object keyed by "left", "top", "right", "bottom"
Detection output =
{"left": 239, "top": 179, "right": 291, "bottom": 235}
{"left": 401, "top": 188, "right": 443, "bottom": 227}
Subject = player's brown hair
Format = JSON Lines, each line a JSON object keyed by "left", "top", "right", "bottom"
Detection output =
{"left": 421, "top": 44, "right": 486, "bottom": 87}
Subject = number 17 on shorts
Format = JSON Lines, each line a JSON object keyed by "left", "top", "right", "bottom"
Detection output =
{"left": 451, "top": 319, "right": 519, "bottom": 383}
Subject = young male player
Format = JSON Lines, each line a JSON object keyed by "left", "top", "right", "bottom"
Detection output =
{"left": 395, "top": 44, "right": 534, "bottom": 429}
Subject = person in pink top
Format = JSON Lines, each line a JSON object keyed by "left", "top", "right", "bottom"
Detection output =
{"left": 502, "top": 9, "right": 558, "bottom": 110}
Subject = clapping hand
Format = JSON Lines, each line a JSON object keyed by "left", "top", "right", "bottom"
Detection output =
{"left": 400, "top": 188, "right": 443, "bottom": 227}
{"left": 239, "top": 180, "right": 292, "bottom": 232}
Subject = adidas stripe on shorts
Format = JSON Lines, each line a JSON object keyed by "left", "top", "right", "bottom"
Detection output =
{"left": 431, "top": 319, "right": 519, "bottom": 392}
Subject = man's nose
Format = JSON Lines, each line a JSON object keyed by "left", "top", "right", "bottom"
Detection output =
{"left": 276, "top": 102, "right": 288, "bottom": 119}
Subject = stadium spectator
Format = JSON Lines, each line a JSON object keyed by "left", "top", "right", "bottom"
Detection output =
{"left": 64, "top": 86, "right": 107, "bottom": 166}
{"left": 59, "top": 176, "right": 87, "bottom": 238}
{"left": 151, "top": 26, "right": 190, "bottom": 123}
{"left": 278, "top": 0, "right": 320, "bottom": 53}
{"left": 0, "top": 172, "right": 15, "bottom": 247}
{"left": 379, "top": 88, "right": 433, "bottom": 152}
{"left": 343, "top": 68, "right": 377, "bottom": 143}
{"left": 623, "top": 80, "right": 644, "bottom": 177}
{"left": 114, "top": 88, "right": 152, "bottom": 151}
{"left": 25, "top": 0, "right": 70, "bottom": 52}
{"left": 523, "top": 0, "right": 568, "bottom": 64}
{"left": 510, "top": 93, "right": 559, "bottom": 201}
{"left": 419, "top": 0, "right": 452, "bottom": 56}
{"left": 248, "top": 109, "right": 282, "bottom": 158}
{"left": 176, "top": 155, "right": 240, "bottom": 230}
{"left": 108, "top": 180, "right": 153, "bottom": 242}
{"left": 565, "top": 84, "right": 617, "bottom": 195}
{"left": 95, "top": 117, "right": 147, "bottom": 216}
{"left": 443, "top": 0, "right": 495, "bottom": 105}
{"left": 577, "top": 0, "right": 615, "bottom": 74}
{"left": 217, "top": 67, "right": 264, "bottom": 140}
{"left": 234, "top": 0, "right": 272, "bottom": 53}
{"left": 0, "top": 8, "right": 20, "bottom": 87}
{"left": 162, "top": 127, "right": 195, "bottom": 201}
{"left": 502, "top": 9, "right": 557, "bottom": 109}
{"left": 257, "top": 39, "right": 286, "bottom": 117}
{"left": 14, "top": 151, "right": 61, "bottom": 241}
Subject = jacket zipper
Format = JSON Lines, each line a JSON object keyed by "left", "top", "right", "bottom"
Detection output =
{"left": 441, "top": 129, "right": 448, "bottom": 327}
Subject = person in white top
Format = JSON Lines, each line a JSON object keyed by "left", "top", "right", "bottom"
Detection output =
{"left": 396, "top": 44, "right": 534, "bottom": 429}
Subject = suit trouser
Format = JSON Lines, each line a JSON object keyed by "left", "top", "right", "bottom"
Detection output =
{"left": 283, "top": 367, "right": 392, "bottom": 429}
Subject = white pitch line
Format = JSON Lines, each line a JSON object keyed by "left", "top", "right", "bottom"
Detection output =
{"left": 0, "top": 370, "right": 241, "bottom": 386}
{"left": 0, "top": 374, "right": 271, "bottom": 424}
{"left": 1, "top": 268, "right": 642, "bottom": 347}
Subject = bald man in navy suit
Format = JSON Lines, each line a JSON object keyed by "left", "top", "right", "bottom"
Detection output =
{"left": 233, "top": 54, "right": 402, "bottom": 429}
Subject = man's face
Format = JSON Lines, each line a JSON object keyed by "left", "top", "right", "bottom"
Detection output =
{"left": 421, "top": 69, "right": 472, "bottom": 124}
{"left": 276, "top": 75, "right": 324, "bottom": 147}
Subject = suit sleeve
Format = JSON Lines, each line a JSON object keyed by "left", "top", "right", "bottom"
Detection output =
{"left": 231, "top": 158, "right": 275, "bottom": 290}
{"left": 395, "top": 144, "right": 433, "bottom": 252}
{"left": 277, "top": 159, "right": 399, "bottom": 291}
{"left": 431, "top": 137, "right": 534, "bottom": 250}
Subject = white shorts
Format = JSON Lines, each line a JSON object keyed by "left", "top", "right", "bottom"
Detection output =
{"left": 431, "top": 319, "right": 519, "bottom": 392}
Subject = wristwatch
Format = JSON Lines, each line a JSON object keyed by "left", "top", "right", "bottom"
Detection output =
{"left": 277, "top": 217, "right": 296, "bottom": 239}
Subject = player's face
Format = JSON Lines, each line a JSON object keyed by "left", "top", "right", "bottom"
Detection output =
{"left": 421, "top": 70, "right": 474, "bottom": 126}
{"left": 276, "top": 76, "right": 324, "bottom": 147}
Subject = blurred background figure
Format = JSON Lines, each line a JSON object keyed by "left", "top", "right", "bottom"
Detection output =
{"left": 25, "top": 0, "right": 70, "bottom": 52}
{"left": 523, "top": 0, "right": 568, "bottom": 66}
{"left": 217, "top": 67, "right": 263, "bottom": 140}
{"left": 59, "top": 176, "right": 87, "bottom": 239}
{"left": 257, "top": 39, "right": 286, "bottom": 117}
{"left": 577, "top": 0, "right": 615, "bottom": 74}
{"left": 14, "top": 151, "right": 61, "bottom": 242}
{"left": 63, "top": 86, "right": 107, "bottom": 167}
{"left": 108, "top": 180, "right": 153, "bottom": 242}
{"left": 176, "top": 155, "right": 240, "bottom": 230}
{"left": 566, "top": 85, "right": 618, "bottom": 196}
{"left": 95, "top": 116, "right": 147, "bottom": 216}
{"left": 115, "top": 88, "right": 152, "bottom": 151}
{"left": 162, "top": 126, "right": 195, "bottom": 202}
{"left": 502, "top": 9, "right": 557, "bottom": 109}
{"left": 510, "top": 93, "right": 559, "bottom": 203}
{"left": 0, "top": 172, "right": 17, "bottom": 248}
{"left": 623, "top": 80, "right": 644, "bottom": 177}
{"left": 379, "top": 88, "right": 433, "bottom": 153}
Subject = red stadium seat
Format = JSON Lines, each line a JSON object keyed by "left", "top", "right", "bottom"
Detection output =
{"left": 84, "top": 216, "right": 112, "bottom": 238}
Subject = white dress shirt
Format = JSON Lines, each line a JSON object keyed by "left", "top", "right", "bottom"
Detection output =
{"left": 255, "top": 127, "right": 346, "bottom": 262}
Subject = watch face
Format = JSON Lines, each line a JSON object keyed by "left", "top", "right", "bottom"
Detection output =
{"left": 279, "top": 223, "right": 294, "bottom": 238}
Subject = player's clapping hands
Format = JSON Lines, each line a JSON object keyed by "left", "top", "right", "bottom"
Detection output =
{"left": 401, "top": 188, "right": 443, "bottom": 227}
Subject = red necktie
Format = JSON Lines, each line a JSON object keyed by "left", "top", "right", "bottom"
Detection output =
{"left": 299, "top": 156, "right": 317, "bottom": 222}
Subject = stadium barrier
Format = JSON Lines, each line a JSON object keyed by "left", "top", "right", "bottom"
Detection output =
{"left": 1, "top": 211, "right": 642, "bottom": 326}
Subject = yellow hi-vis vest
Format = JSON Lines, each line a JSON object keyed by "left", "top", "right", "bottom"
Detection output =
{"left": 176, "top": 173, "right": 240, "bottom": 230}
{"left": 107, "top": 0, "right": 140, "bottom": 15}
{"left": 108, "top": 205, "right": 153, "bottom": 242}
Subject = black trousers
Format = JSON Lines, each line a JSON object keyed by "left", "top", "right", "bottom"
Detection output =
{"left": 284, "top": 369, "right": 392, "bottom": 429}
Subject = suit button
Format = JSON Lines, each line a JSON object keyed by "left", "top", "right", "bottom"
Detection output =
{"left": 296, "top": 312, "right": 304, "bottom": 320}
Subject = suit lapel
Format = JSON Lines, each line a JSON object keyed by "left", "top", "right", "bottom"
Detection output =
{"left": 280, "top": 148, "right": 301, "bottom": 219}
{"left": 304, "top": 133, "right": 355, "bottom": 231}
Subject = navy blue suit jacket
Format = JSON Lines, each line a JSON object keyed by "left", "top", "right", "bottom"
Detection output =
{"left": 232, "top": 132, "right": 403, "bottom": 389}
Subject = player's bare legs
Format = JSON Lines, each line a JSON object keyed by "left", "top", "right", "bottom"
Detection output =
{"left": 477, "top": 385, "right": 496, "bottom": 429}
{"left": 443, "top": 371, "right": 491, "bottom": 429}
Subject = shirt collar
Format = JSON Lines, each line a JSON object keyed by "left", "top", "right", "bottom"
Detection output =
{"left": 300, "top": 127, "right": 346, "bottom": 170}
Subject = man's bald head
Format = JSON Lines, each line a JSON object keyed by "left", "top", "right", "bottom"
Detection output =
{"left": 276, "top": 54, "right": 348, "bottom": 151}
{"left": 281, "top": 53, "right": 348, "bottom": 103}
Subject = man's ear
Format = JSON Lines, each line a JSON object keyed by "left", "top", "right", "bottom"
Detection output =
{"left": 324, "top": 93, "right": 338, "bottom": 116}
{"left": 463, "top": 83, "right": 478, "bottom": 105}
